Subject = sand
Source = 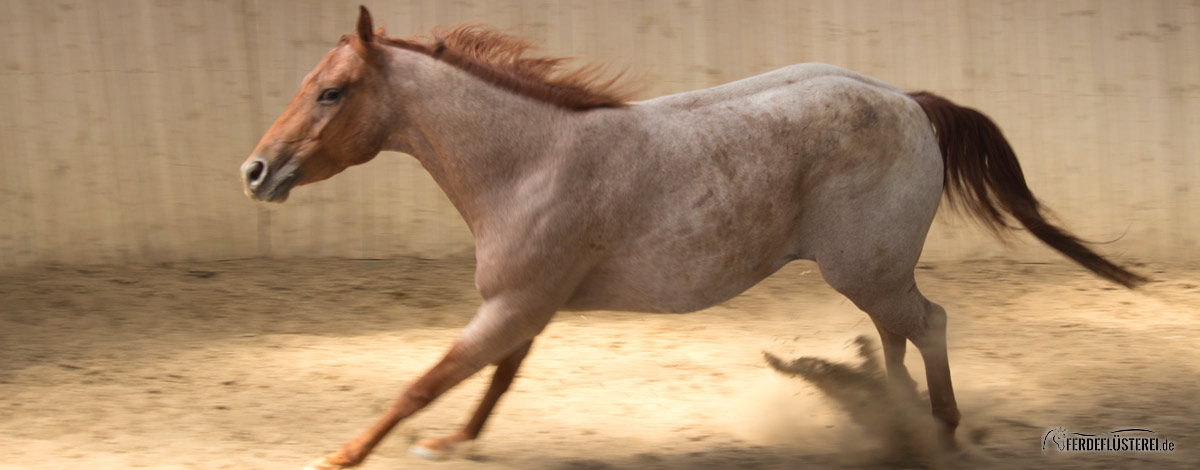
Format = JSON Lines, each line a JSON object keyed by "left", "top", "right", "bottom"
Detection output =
{"left": 1, "top": 256, "right": 1197, "bottom": 469}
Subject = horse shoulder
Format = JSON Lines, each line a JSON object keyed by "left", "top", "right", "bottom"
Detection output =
{"left": 470, "top": 120, "right": 623, "bottom": 301}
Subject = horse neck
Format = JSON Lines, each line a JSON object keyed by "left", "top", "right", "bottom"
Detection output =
{"left": 382, "top": 53, "right": 578, "bottom": 231}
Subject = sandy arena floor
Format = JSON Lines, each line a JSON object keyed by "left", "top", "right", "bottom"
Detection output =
{"left": 1, "top": 256, "right": 1197, "bottom": 469}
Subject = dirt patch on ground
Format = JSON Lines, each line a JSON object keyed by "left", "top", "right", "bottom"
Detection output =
{"left": 1, "top": 256, "right": 1197, "bottom": 469}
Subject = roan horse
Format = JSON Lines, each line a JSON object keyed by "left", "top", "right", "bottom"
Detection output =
{"left": 240, "top": 7, "right": 1146, "bottom": 469}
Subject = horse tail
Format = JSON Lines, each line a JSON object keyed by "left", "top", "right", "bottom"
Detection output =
{"left": 906, "top": 91, "right": 1147, "bottom": 288}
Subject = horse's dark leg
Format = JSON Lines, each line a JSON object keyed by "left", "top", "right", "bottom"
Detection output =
{"left": 303, "top": 299, "right": 553, "bottom": 470}
{"left": 410, "top": 339, "right": 534, "bottom": 459}
{"left": 870, "top": 318, "right": 919, "bottom": 394}
{"left": 303, "top": 344, "right": 498, "bottom": 470}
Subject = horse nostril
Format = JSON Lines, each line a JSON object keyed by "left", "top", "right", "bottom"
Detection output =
{"left": 243, "top": 159, "right": 268, "bottom": 189}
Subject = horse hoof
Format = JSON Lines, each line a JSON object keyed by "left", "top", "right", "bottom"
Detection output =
{"left": 410, "top": 442, "right": 450, "bottom": 461}
{"left": 302, "top": 454, "right": 348, "bottom": 470}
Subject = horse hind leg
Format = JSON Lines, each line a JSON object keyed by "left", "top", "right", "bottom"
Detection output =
{"left": 870, "top": 317, "right": 920, "bottom": 398}
{"left": 902, "top": 293, "right": 961, "bottom": 451}
{"left": 819, "top": 265, "right": 961, "bottom": 452}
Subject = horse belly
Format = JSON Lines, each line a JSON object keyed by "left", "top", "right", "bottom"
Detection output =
{"left": 564, "top": 234, "right": 795, "bottom": 313}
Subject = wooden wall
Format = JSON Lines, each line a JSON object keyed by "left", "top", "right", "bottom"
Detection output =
{"left": 1, "top": 0, "right": 1197, "bottom": 268}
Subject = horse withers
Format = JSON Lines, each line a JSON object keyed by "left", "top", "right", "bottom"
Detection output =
{"left": 240, "top": 7, "right": 1145, "bottom": 469}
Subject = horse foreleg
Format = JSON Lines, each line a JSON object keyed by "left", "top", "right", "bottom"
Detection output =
{"left": 302, "top": 346, "right": 483, "bottom": 470}
{"left": 304, "top": 300, "right": 551, "bottom": 470}
{"left": 409, "top": 339, "right": 533, "bottom": 460}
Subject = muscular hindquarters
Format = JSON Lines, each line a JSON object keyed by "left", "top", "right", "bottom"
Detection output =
{"left": 803, "top": 90, "right": 945, "bottom": 329}
{"left": 565, "top": 73, "right": 943, "bottom": 314}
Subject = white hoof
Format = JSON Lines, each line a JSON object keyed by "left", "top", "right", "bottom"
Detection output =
{"left": 302, "top": 454, "right": 347, "bottom": 470}
{"left": 303, "top": 463, "right": 345, "bottom": 470}
{"left": 410, "top": 443, "right": 449, "bottom": 461}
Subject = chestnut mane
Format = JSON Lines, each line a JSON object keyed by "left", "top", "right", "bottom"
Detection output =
{"left": 368, "top": 25, "right": 632, "bottom": 111}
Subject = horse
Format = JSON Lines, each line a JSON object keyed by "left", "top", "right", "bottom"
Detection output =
{"left": 240, "top": 7, "right": 1146, "bottom": 469}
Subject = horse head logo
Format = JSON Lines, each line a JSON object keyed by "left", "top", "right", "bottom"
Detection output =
{"left": 1042, "top": 427, "right": 1068, "bottom": 453}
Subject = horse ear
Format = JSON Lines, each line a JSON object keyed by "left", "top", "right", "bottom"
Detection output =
{"left": 357, "top": 5, "right": 374, "bottom": 43}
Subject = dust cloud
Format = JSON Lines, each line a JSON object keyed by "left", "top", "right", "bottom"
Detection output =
{"left": 762, "top": 336, "right": 941, "bottom": 466}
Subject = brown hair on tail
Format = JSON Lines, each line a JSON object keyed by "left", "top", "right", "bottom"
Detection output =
{"left": 907, "top": 91, "right": 1148, "bottom": 288}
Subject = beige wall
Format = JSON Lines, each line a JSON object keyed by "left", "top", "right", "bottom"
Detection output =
{"left": 1, "top": 0, "right": 1197, "bottom": 268}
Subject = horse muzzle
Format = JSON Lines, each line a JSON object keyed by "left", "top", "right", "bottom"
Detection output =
{"left": 241, "top": 156, "right": 299, "bottom": 203}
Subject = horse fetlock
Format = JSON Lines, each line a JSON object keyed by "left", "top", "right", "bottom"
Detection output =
{"left": 938, "top": 406, "right": 962, "bottom": 430}
{"left": 939, "top": 429, "right": 963, "bottom": 453}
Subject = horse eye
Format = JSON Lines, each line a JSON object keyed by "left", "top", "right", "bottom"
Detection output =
{"left": 318, "top": 88, "right": 341, "bottom": 103}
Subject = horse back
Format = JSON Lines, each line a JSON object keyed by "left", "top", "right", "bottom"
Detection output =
{"left": 557, "top": 64, "right": 941, "bottom": 313}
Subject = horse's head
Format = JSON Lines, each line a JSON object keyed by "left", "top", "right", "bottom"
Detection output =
{"left": 241, "top": 7, "right": 393, "bottom": 202}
